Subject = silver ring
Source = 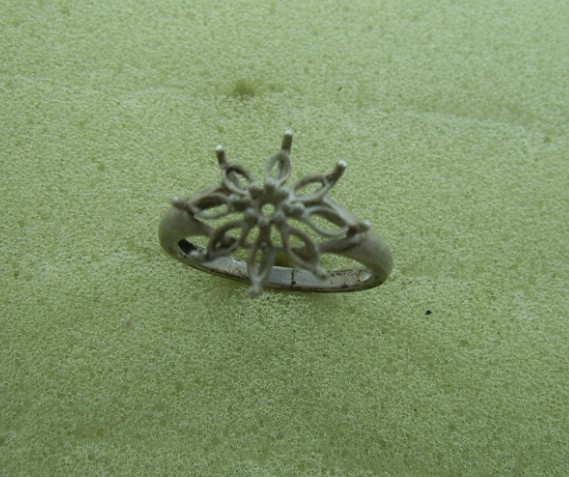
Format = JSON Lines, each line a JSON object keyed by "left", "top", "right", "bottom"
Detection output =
{"left": 158, "top": 130, "right": 393, "bottom": 297}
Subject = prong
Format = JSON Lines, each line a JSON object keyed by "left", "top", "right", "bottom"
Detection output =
{"left": 347, "top": 220, "right": 371, "bottom": 236}
{"left": 281, "top": 128, "right": 293, "bottom": 152}
{"left": 172, "top": 196, "right": 199, "bottom": 216}
{"left": 328, "top": 160, "right": 347, "bottom": 183}
{"left": 171, "top": 196, "right": 189, "bottom": 211}
{"left": 215, "top": 145, "right": 227, "bottom": 167}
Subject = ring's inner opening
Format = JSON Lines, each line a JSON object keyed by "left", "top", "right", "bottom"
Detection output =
{"left": 178, "top": 239, "right": 197, "bottom": 254}
{"left": 177, "top": 239, "right": 374, "bottom": 292}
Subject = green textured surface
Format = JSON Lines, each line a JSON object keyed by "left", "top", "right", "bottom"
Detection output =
{"left": 1, "top": 1, "right": 569, "bottom": 476}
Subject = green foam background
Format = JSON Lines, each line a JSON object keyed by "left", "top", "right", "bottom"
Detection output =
{"left": 1, "top": 1, "right": 568, "bottom": 476}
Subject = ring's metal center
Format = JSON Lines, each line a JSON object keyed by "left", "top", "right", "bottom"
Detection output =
{"left": 242, "top": 181, "right": 294, "bottom": 230}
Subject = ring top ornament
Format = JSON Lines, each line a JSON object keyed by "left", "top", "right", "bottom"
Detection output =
{"left": 159, "top": 129, "right": 393, "bottom": 297}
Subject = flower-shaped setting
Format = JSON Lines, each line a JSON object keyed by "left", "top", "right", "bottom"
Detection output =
{"left": 173, "top": 129, "right": 371, "bottom": 297}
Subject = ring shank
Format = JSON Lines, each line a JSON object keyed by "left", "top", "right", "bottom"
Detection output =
{"left": 159, "top": 207, "right": 393, "bottom": 293}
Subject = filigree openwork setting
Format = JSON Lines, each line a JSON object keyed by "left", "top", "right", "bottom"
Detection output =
{"left": 173, "top": 130, "right": 371, "bottom": 297}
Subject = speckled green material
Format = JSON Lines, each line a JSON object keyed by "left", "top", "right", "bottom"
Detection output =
{"left": 1, "top": 1, "right": 568, "bottom": 476}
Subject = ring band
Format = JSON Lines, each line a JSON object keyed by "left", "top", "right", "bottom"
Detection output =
{"left": 158, "top": 130, "right": 393, "bottom": 297}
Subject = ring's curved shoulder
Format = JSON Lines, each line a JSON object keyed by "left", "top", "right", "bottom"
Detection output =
{"left": 316, "top": 195, "right": 393, "bottom": 290}
{"left": 336, "top": 229, "right": 393, "bottom": 289}
{"left": 158, "top": 206, "right": 207, "bottom": 261}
